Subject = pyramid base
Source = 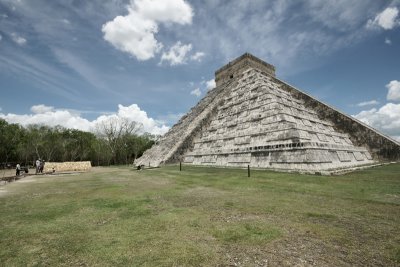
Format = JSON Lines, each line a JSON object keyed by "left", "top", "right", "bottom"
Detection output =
{"left": 181, "top": 161, "right": 383, "bottom": 175}
{"left": 184, "top": 146, "right": 376, "bottom": 174}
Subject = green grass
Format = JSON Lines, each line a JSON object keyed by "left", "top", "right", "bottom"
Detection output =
{"left": 0, "top": 164, "right": 399, "bottom": 266}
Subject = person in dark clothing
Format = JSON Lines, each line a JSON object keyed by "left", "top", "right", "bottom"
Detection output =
{"left": 39, "top": 161, "right": 45, "bottom": 173}
{"left": 16, "top": 164, "right": 21, "bottom": 176}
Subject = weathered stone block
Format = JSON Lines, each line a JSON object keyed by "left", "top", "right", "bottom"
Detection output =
{"left": 43, "top": 161, "right": 91, "bottom": 173}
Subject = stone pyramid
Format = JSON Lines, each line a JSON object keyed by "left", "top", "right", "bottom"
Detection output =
{"left": 135, "top": 53, "right": 400, "bottom": 173}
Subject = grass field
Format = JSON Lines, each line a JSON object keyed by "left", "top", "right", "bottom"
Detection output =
{"left": 0, "top": 164, "right": 399, "bottom": 266}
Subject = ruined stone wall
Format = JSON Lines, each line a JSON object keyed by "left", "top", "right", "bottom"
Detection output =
{"left": 43, "top": 161, "right": 92, "bottom": 173}
{"left": 278, "top": 79, "right": 400, "bottom": 161}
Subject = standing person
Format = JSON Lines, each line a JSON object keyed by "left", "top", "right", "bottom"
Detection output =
{"left": 39, "top": 160, "right": 45, "bottom": 173}
{"left": 16, "top": 163, "right": 21, "bottom": 176}
{"left": 36, "top": 159, "right": 40, "bottom": 174}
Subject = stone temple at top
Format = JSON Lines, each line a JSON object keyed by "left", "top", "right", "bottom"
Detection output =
{"left": 135, "top": 53, "right": 400, "bottom": 173}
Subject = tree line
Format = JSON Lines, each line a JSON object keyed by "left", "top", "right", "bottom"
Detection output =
{"left": 0, "top": 117, "right": 158, "bottom": 167}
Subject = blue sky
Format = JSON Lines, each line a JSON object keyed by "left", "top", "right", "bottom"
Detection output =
{"left": 0, "top": 0, "right": 399, "bottom": 138}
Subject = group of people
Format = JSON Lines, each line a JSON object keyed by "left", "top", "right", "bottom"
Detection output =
{"left": 35, "top": 159, "right": 45, "bottom": 174}
{"left": 14, "top": 163, "right": 29, "bottom": 176}
{"left": 14, "top": 159, "right": 45, "bottom": 176}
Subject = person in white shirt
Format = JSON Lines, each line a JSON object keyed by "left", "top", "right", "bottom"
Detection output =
{"left": 36, "top": 159, "right": 40, "bottom": 174}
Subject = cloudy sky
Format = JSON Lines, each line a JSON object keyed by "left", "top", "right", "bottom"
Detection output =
{"left": 0, "top": 0, "right": 399, "bottom": 139}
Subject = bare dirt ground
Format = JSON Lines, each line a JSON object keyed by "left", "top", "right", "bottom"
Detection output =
{"left": 0, "top": 167, "right": 87, "bottom": 196}
{"left": 1, "top": 167, "right": 36, "bottom": 178}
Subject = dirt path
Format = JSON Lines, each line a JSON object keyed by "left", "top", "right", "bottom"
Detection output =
{"left": 0, "top": 167, "right": 105, "bottom": 197}
{"left": 0, "top": 174, "right": 40, "bottom": 196}
{"left": 1, "top": 168, "right": 36, "bottom": 178}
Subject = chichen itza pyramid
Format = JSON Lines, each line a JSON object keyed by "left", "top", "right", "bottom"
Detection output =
{"left": 135, "top": 53, "right": 400, "bottom": 173}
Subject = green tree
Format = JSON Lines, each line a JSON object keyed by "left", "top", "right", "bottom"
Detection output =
{"left": 94, "top": 117, "right": 143, "bottom": 165}
{"left": 0, "top": 119, "right": 24, "bottom": 165}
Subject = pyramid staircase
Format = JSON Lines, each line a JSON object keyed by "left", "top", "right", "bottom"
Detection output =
{"left": 135, "top": 80, "right": 233, "bottom": 167}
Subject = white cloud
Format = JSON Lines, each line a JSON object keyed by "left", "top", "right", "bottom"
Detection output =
{"left": 102, "top": 11, "right": 162, "bottom": 61}
{"left": 0, "top": 104, "right": 169, "bottom": 135}
{"left": 110, "top": 104, "right": 169, "bottom": 135}
{"left": 160, "top": 42, "right": 205, "bottom": 65}
{"left": 191, "top": 51, "right": 205, "bottom": 61}
{"left": 205, "top": 78, "right": 216, "bottom": 90}
{"left": 102, "top": 0, "right": 193, "bottom": 61}
{"left": 353, "top": 103, "right": 400, "bottom": 139}
{"left": 0, "top": 107, "right": 91, "bottom": 131}
{"left": 367, "top": 7, "right": 399, "bottom": 30}
{"left": 190, "top": 88, "right": 201, "bottom": 97}
{"left": 10, "top": 32, "right": 26, "bottom": 45}
{"left": 132, "top": 0, "right": 193, "bottom": 24}
{"left": 385, "top": 37, "right": 392, "bottom": 45}
{"left": 31, "top": 104, "right": 55, "bottom": 114}
{"left": 386, "top": 80, "right": 400, "bottom": 102}
{"left": 356, "top": 100, "right": 379, "bottom": 107}
{"left": 0, "top": 34, "right": 2, "bottom": 41}
{"left": 353, "top": 80, "right": 400, "bottom": 140}
{"left": 160, "top": 41, "right": 192, "bottom": 66}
